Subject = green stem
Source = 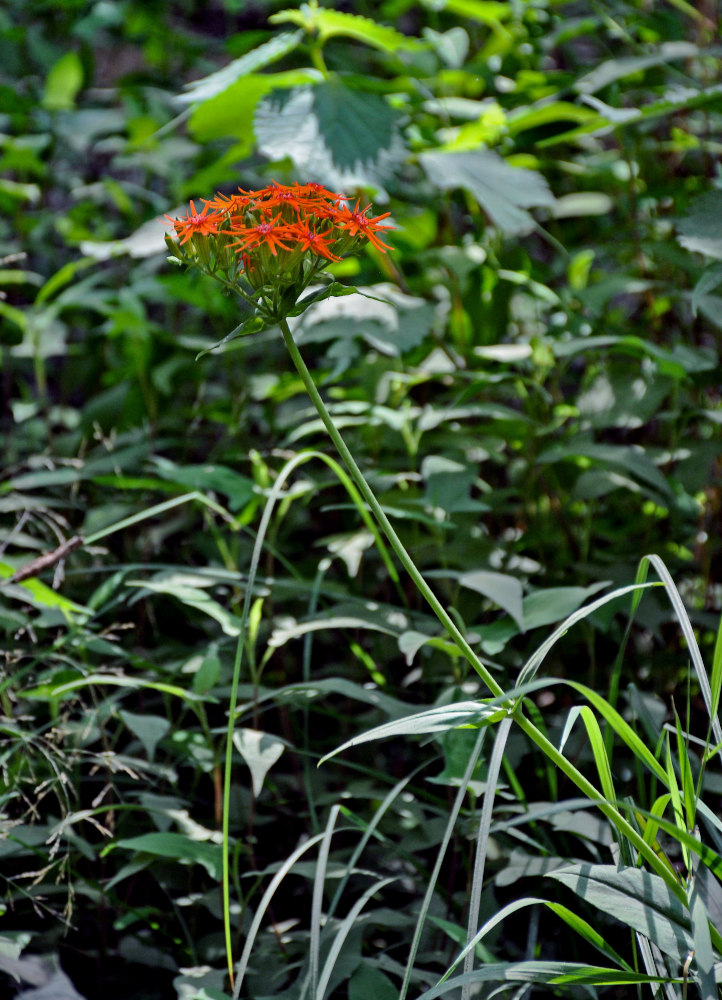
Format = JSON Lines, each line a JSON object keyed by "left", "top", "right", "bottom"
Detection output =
{"left": 280, "top": 318, "right": 503, "bottom": 699}
{"left": 279, "top": 317, "right": 688, "bottom": 901}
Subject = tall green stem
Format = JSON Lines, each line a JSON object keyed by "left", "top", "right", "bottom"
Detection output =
{"left": 279, "top": 318, "right": 503, "bottom": 699}
{"left": 278, "top": 316, "right": 687, "bottom": 901}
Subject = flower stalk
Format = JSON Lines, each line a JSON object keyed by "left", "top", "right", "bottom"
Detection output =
{"left": 167, "top": 180, "right": 688, "bottom": 991}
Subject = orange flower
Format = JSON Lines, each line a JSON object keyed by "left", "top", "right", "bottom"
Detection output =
{"left": 230, "top": 215, "right": 294, "bottom": 256}
{"left": 164, "top": 200, "right": 219, "bottom": 244}
{"left": 164, "top": 183, "right": 395, "bottom": 320}
{"left": 287, "top": 222, "right": 342, "bottom": 262}
{"left": 336, "top": 200, "right": 394, "bottom": 252}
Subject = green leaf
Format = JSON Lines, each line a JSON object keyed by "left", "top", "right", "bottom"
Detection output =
{"left": 677, "top": 191, "right": 722, "bottom": 260}
{"left": 692, "top": 262, "right": 722, "bottom": 315}
{"left": 152, "top": 458, "right": 255, "bottom": 512}
{"left": 420, "top": 150, "right": 555, "bottom": 235}
{"left": 188, "top": 70, "right": 319, "bottom": 145}
{"left": 457, "top": 570, "right": 524, "bottom": 631}
{"left": 349, "top": 964, "right": 398, "bottom": 1000}
{"left": 127, "top": 576, "right": 243, "bottom": 636}
{"left": 194, "top": 315, "right": 268, "bottom": 359}
{"left": 523, "top": 583, "right": 609, "bottom": 631}
{"left": 548, "top": 864, "right": 693, "bottom": 961}
{"left": 271, "top": 5, "right": 422, "bottom": 53}
{"left": 420, "top": 0, "right": 511, "bottom": 27}
{"left": 119, "top": 711, "right": 171, "bottom": 762}
{"left": 179, "top": 31, "right": 304, "bottom": 104}
{"left": 0, "top": 562, "right": 91, "bottom": 619}
{"left": 111, "top": 833, "right": 223, "bottom": 880}
{"left": 232, "top": 729, "right": 285, "bottom": 797}
{"left": 254, "top": 80, "right": 404, "bottom": 188}
{"left": 574, "top": 41, "right": 699, "bottom": 95}
{"left": 537, "top": 439, "right": 674, "bottom": 499}
{"left": 43, "top": 51, "right": 84, "bottom": 111}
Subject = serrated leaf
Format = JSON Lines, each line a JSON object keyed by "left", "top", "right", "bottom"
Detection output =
{"left": 255, "top": 80, "right": 405, "bottom": 189}
{"left": 420, "top": 149, "right": 555, "bottom": 235}
{"left": 271, "top": 6, "right": 421, "bottom": 53}
{"left": 188, "top": 69, "right": 319, "bottom": 144}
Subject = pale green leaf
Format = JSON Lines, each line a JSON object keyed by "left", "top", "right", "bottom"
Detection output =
{"left": 179, "top": 31, "right": 304, "bottom": 104}
{"left": 112, "top": 833, "right": 223, "bottom": 880}
{"left": 232, "top": 729, "right": 285, "bottom": 797}
{"left": 420, "top": 150, "right": 555, "bottom": 235}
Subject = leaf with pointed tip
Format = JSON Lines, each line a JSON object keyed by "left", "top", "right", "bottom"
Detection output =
{"left": 420, "top": 149, "right": 555, "bottom": 235}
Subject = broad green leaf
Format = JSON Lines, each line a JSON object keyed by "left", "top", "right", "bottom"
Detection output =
{"left": 537, "top": 439, "right": 674, "bottom": 499}
{"left": 247, "top": 676, "right": 415, "bottom": 719}
{"left": 188, "top": 70, "right": 319, "bottom": 144}
{"left": 179, "top": 31, "right": 304, "bottom": 104}
{"left": 495, "top": 850, "right": 569, "bottom": 887}
{"left": 421, "top": 456, "right": 484, "bottom": 514}
{"left": 174, "top": 967, "right": 228, "bottom": 1000}
{"left": 576, "top": 371, "right": 669, "bottom": 428}
{"left": 0, "top": 561, "right": 91, "bottom": 619}
{"left": 268, "top": 613, "right": 399, "bottom": 648}
{"left": 111, "top": 833, "right": 223, "bottom": 880}
{"left": 127, "top": 577, "right": 243, "bottom": 636}
{"left": 692, "top": 263, "right": 722, "bottom": 315}
{"left": 43, "top": 51, "right": 83, "bottom": 111}
{"left": 456, "top": 570, "right": 524, "bottom": 631}
{"left": 119, "top": 711, "right": 171, "bottom": 762}
{"left": 548, "top": 864, "right": 693, "bottom": 961}
{"left": 271, "top": 5, "right": 422, "bottom": 53}
{"left": 232, "top": 729, "right": 285, "bottom": 797}
{"left": 254, "top": 80, "right": 404, "bottom": 188}
{"left": 291, "top": 285, "right": 433, "bottom": 361}
{"left": 574, "top": 41, "right": 698, "bottom": 95}
{"left": 420, "top": 150, "right": 555, "bottom": 235}
{"left": 523, "top": 582, "right": 608, "bottom": 631}
{"left": 349, "top": 964, "right": 398, "bottom": 1000}
{"left": 152, "top": 458, "right": 255, "bottom": 512}
{"left": 677, "top": 191, "right": 722, "bottom": 260}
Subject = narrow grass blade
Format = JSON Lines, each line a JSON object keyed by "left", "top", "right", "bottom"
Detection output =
{"left": 463, "top": 717, "right": 512, "bottom": 999}
{"left": 316, "top": 876, "right": 396, "bottom": 1000}
{"left": 231, "top": 828, "right": 346, "bottom": 1000}
{"left": 309, "top": 805, "right": 340, "bottom": 1000}
{"left": 398, "top": 727, "right": 487, "bottom": 1000}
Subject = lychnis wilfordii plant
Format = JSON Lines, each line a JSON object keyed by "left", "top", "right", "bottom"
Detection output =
{"left": 165, "top": 184, "right": 720, "bottom": 998}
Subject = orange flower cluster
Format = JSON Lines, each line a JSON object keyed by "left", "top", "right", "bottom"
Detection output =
{"left": 164, "top": 183, "right": 393, "bottom": 320}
